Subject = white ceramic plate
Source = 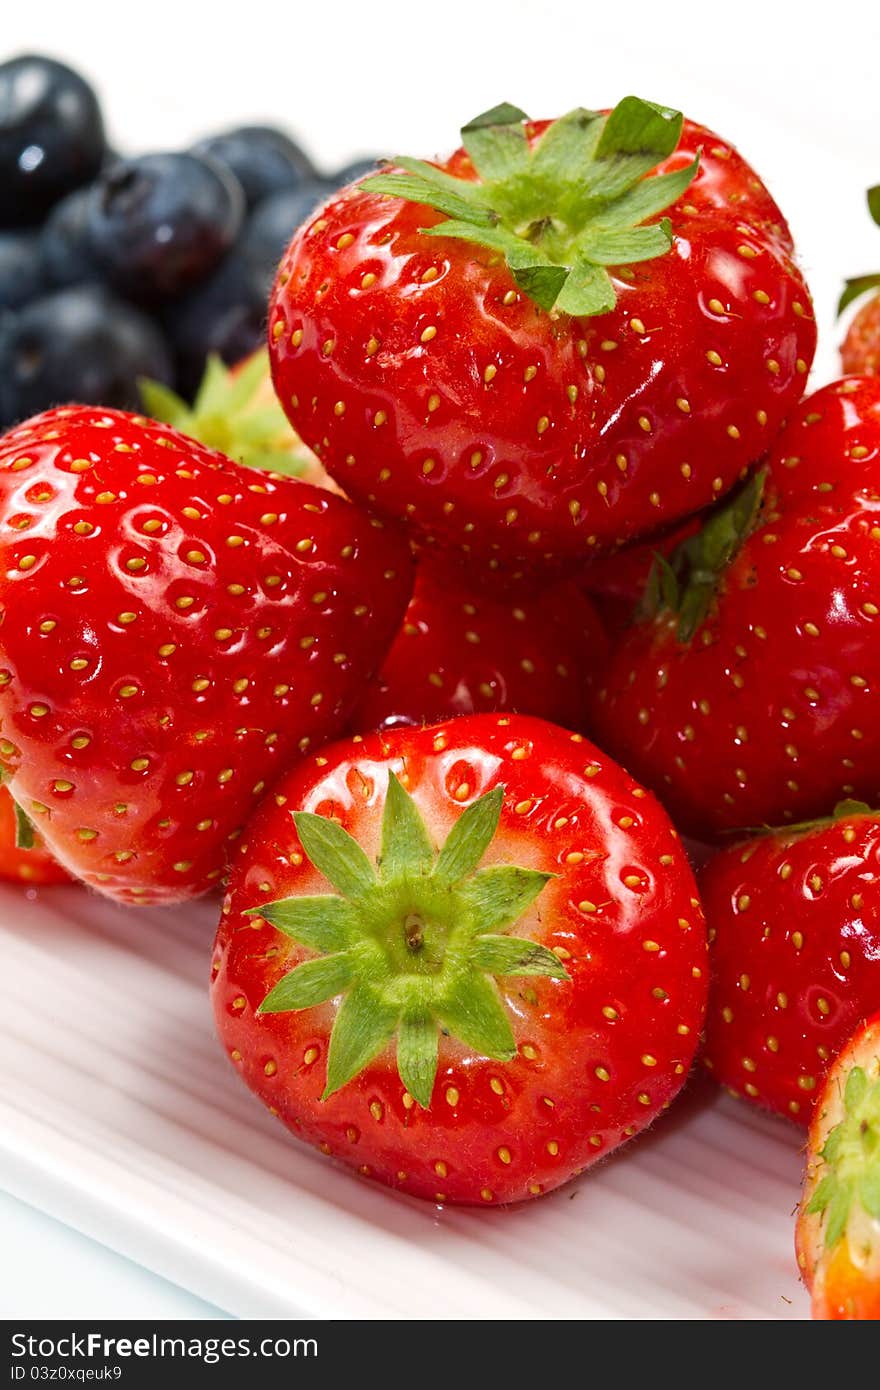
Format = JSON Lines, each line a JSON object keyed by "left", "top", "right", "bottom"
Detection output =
{"left": 0, "top": 882, "right": 809, "bottom": 1319}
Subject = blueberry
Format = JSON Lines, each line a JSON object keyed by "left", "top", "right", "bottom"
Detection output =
{"left": 40, "top": 185, "right": 103, "bottom": 288}
{"left": 86, "top": 152, "right": 245, "bottom": 302}
{"left": 0, "top": 284, "right": 173, "bottom": 426}
{"left": 0, "top": 55, "right": 106, "bottom": 227}
{"left": 329, "top": 156, "right": 383, "bottom": 188}
{"left": 163, "top": 252, "right": 266, "bottom": 399}
{"left": 0, "top": 230, "right": 44, "bottom": 310}
{"left": 190, "top": 126, "right": 316, "bottom": 209}
{"left": 240, "top": 182, "right": 330, "bottom": 294}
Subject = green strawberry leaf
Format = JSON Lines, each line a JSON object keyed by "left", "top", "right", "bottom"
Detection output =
{"left": 397, "top": 1010, "right": 440, "bottom": 1109}
{"left": 323, "top": 983, "right": 399, "bottom": 1099}
{"left": 578, "top": 219, "right": 672, "bottom": 266}
{"left": 510, "top": 263, "right": 570, "bottom": 310}
{"left": 859, "top": 1168, "right": 880, "bottom": 1220}
{"left": 246, "top": 895, "right": 357, "bottom": 954}
{"left": 365, "top": 169, "right": 494, "bottom": 226}
{"left": 845, "top": 1064, "right": 869, "bottom": 1113}
{"left": 292, "top": 812, "right": 377, "bottom": 899}
{"left": 379, "top": 773, "right": 434, "bottom": 880}
{"left": 824, "top": 1179, "right": 855, "bottom": 1250}
{"left": 461, "top": 106, "right": 530, "bottom": 183}
{"left": 434, "top": 786, "right": 503, "bottom": 884}
{"left": 471, "top": 934, "right": 568, "bottom": 977}
{"left": 838, "top": 272, "right": 880, "bottom": 317}
{"left": 458, "top": 864, "right": 554, "bottom": 933}
{"left": 555, "top": 259, "right": 616, "bottom": 317}
{"left": 260, "top": 952, "right": 356, "bottom": 1012}
{"left": 596, "top": 157, "right": 700, "bottom": 231}
{"left": 529, "top": 107, "right": 603, "bottom": 184}
{"left": 596, "top": 95, "right": 684, "bottom": 162}
{"left": 137, "top": 378, "right": 191, "bottom": 429}
{"left": 437, "top": 973, "right": 517, "bottom": 1060}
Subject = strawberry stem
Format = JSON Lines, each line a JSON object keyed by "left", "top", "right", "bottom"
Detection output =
{"left": 362, "top": 96, "right": 699, "bottom": 316}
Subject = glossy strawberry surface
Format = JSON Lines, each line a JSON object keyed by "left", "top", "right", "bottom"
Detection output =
{"left": 796, "top": 1012, "right": 880, "bottom": 1319}
{"left": 701, "top": 806, "right": 880, "bottom": 1124}
{"left": 269, "top": 116, "right": 815, "bottom": 570}
{"left": 0, "top": 784, "right": 69, "bottom": 885}
{"left": 592, "top": 378, "right": 880, "bottom": 837}
{"left": 212, "top": 714, "right": 707, "bottom": 1205}
{"left": 0, "top": 406, "right": 413, "bottom": 903}
{"left": 352, "top": 557, "right": 607, "bottom": 732}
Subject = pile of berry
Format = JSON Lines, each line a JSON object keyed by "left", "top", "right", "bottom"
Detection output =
{"left": 0, "top": 53, "right": 377, "bottom": 427}
{"left": 1, "top": 82, "right": 879, "bottom": 1321}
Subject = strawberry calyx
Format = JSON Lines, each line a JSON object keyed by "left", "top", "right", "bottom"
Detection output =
{"left": 807, "top": 1063, "right": 880, "bottom": 1254}
{"left": 362, "top": 97, "right": 699, "bottom": 316}
{"left": 248, "top": 774, "right": 565, "bottom": 1108}
{"left": 139, "top": 350, "right": 315, "bottom": 477}
{"left": 839, "top": 185, "right": 880, "bottom": 315}
{"left": 639, "top": 469, "right": 767, "bottom": 642}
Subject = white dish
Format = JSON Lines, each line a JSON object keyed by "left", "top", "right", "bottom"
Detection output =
{"left": 0, "top": 882, "right": 809, "bottom": 1319}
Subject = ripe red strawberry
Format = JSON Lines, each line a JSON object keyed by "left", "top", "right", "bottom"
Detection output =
{"left": 0, "top": 406, "right": 413, "bottom": 904}
{"left": 796, "top": 1012, "right": 880, "bottom": 1319}
{"left": 211, "top": 713, "right": 707, "bottom": 1206}
{"left": 0, "top": 784, "right": 69, "bottom": 885}
{"left": 351, "top": 556, "right": 607, "bottom": 732}
{"left": 701, "top": 800, "right": 880, "bottom": 1125}
{"left": 269, "top": 97, "right": 815, "bottom": 571}
{"left": 592, "top": 378, "right": 880, "bottom": 838}
{"left": 839, "top": 184, "right": 880, "bottom": 377}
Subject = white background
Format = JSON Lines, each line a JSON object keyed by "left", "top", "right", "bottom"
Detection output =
{"left": 1, "top": 0, "right": 879, "bottom": 1317}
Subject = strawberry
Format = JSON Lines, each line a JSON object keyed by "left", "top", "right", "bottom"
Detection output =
{"left": 796, "top": 1012, "right": 880, "bottom": 1319}
{"left": 352, "top": 556, "right": 607, "bottom": 732}
{"left": 140, "top": 348, "right": 338, "bottom": 490}
{"left": 592, "top": 378, "right": 880, "bottom": 838}
{"left": 211, "top": 713, "right": 707, "bottom": 1205}
{"left": 268, "top": 97, "right": 815, "bottom": 572}
{"left": 0, "top": 784, "right": 69, "bottom": 885}
{"left": 0, "top": 405, "right": 413, "bottom": 904}
{"left": 839, "top": 184, "right": 880, "bottom": 377}
{"left": 700, "top": 800, "right": 880, "bottom": 1125}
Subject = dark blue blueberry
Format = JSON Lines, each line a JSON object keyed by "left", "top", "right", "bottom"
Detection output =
{"left": 86, "top": 152, "right": 245, "bottom": 302}
{"left": 239, "top": 182, "right": 330, "bottom": 294}
{"left": 40, "top": 185, "right": 103, "bottom": 288}
{"left": 190, "top": 125, "right": 316, "bottom": 209}
{"left": 0, "top": 284, "right": 173, "bottom": 426}
{"left": 0, "top": 55, "right": 106, "bottom": 227}
{"left": 329, "top": 156, "right": 383, "bottom": 188}
{"left": 163, "top": 252, "right": 266, "bottom": 399}
{"left": 0, "top": 229, "right": 44, "bottom": 310}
